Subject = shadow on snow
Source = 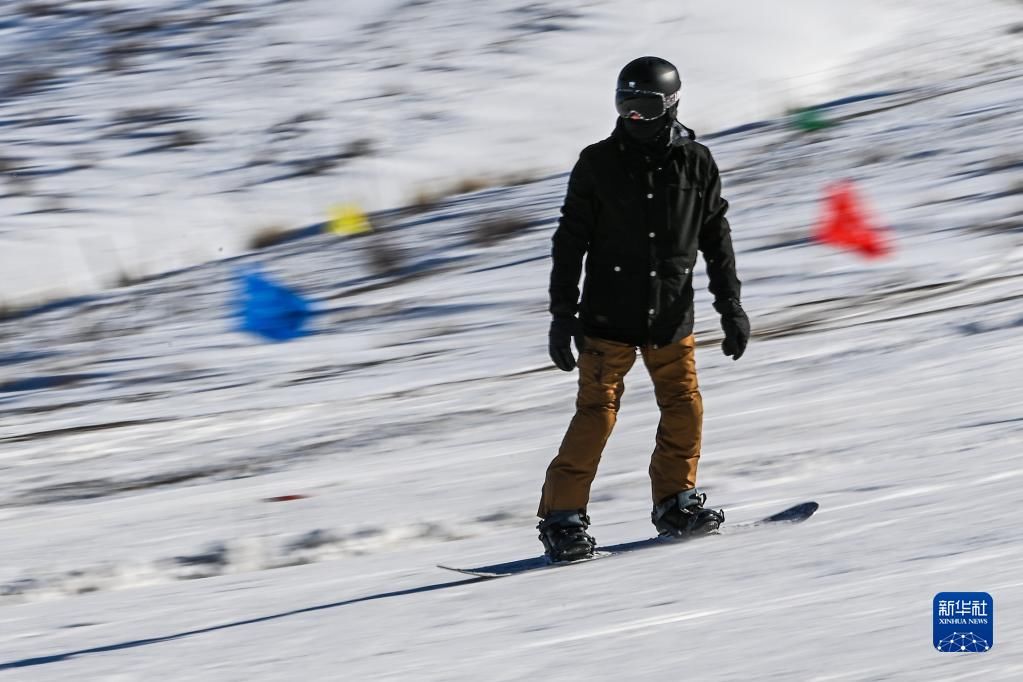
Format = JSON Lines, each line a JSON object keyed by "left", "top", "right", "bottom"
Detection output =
{"left": 0, "top": 576, "right": 486, "bottom": 671}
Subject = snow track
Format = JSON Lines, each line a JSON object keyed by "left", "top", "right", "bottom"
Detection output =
{"left": 1, "top": 3, "right": 1022, "bottom": 679}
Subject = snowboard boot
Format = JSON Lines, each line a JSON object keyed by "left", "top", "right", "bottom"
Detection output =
{"left": 652, "top": 489, "right": 724, "bottom": 538}
{"left": 537, "top": 510, "right": 597, "bottom": 562}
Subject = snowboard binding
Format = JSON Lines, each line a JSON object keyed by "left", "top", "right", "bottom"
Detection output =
{"left": 652, "top": 489, "right": 724, "bottom": 537}
{"left": 537, "top": 510, "right": 597, "bottom": 563}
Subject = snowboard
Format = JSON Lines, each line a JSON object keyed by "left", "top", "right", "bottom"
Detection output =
{"left": 438, "top": 501, "right": 818, "bottom": 579}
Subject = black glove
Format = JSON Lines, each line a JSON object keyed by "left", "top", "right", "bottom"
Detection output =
{"left": 548, "top": 315, "right": 586, "bottom": 371}
{"left": 714, "top": 298, "right": 750, "bottom": 361}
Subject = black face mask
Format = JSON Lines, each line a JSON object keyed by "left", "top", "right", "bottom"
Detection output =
{"left": 621, "top": 106, "right": 676, "bottom": 149}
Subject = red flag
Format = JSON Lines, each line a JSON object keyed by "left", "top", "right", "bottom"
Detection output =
{"left": 814, "top": 181, "right": 890, "bottom": 258}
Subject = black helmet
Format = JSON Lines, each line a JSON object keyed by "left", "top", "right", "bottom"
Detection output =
{"left": 615, "top": 56, "right": 681, "bottom": 121}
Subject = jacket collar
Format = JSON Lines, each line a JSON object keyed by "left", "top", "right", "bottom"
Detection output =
{"left": 669, "top": 120, "right": 696, "bottom": 146}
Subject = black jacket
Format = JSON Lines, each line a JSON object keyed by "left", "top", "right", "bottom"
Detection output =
{"left": 549, "top": 120, "right": 741, "bottom": 347}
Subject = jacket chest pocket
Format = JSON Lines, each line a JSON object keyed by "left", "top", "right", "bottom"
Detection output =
{"left": 665, "top": 179, "right": 701, "bottom": 249}
{"left": 667, "top": 177, "right": 698, "bottom": 208}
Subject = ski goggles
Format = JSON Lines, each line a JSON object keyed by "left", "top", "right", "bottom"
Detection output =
{"left": 615, "top": 88, "right": 680, "bottom": 121}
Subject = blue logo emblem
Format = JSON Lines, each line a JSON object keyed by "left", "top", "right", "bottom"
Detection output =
{"left": 934, "top": 592, "right": 993, "bottom": 652}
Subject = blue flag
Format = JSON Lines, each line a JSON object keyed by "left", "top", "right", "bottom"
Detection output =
{"left": 236, "top": 269, "right": 312, "bottom": 342}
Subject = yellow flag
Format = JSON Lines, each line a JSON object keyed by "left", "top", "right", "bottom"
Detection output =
{"left": 328, "top": 204, "right": 372, "bottom": 235}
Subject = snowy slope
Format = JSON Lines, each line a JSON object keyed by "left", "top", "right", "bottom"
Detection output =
{"left": 1, "top": 0, "right": 1020, "bottom": 307}
{"left": 1, "top": 47, "right": 1023, "bottom": 679}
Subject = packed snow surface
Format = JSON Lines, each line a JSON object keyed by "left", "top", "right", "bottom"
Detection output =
{"left": 1, "top": 1, "right": 1023, "bottom": 680}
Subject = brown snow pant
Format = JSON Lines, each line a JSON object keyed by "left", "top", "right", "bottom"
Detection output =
{"left": 538, "top": 335, "right": 703, "bottom": 518}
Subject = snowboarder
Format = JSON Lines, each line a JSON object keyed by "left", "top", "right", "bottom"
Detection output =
{"left": 538, "top": 56, "right": 749, "bottom": 562}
